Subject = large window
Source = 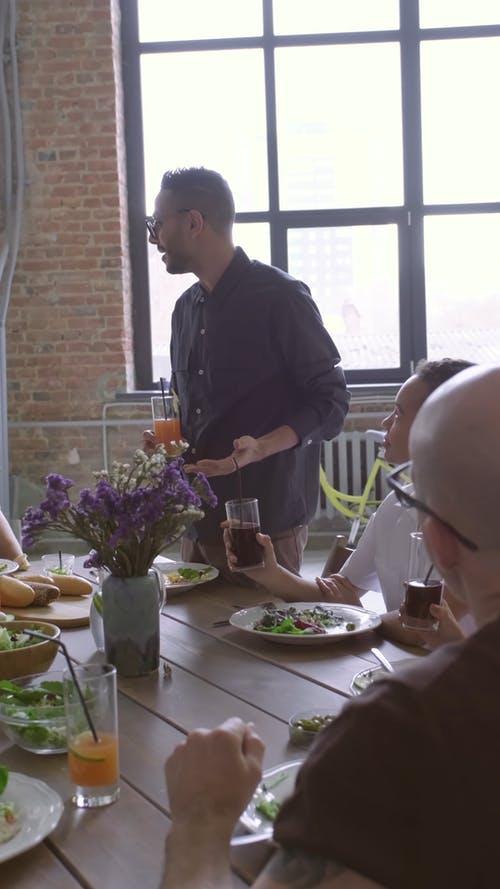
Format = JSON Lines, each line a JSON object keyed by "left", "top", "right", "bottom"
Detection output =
{"left": 121, "top": 0, "right": 500, "bottom": 389}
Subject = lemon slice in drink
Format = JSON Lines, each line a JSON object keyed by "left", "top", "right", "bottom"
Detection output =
{"left": 69, "top": 732, "right": 106, "bottom": 762}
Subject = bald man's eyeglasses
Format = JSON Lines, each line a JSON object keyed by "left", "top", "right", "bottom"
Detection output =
{"left": 387, "top": 461, "right": 478, "bottom": 551}
{"left": 145, "top": 209, "right": 193, "bottom": 240}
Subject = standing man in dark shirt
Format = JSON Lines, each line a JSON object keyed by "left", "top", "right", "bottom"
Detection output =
{"left": 146, "top": 167, "right": 349, "bottom": 576}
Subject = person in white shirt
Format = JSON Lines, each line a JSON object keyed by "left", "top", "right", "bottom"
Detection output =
{"left": 224, "top": 358, "right": 474, "bottom": 644}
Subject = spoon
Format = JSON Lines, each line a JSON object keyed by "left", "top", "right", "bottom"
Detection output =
{"left": 370, "top": 647, "right": 395, "bottom": 674}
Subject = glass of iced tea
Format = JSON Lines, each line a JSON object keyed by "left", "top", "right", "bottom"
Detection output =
{"left": 401, "top": 531, "right": 443, "bottom": 631}
{"left": 225, "top": 498, "right": 264, "bottom": 570}
{"left": 63, "top": 663, "right": 120, "bottom": 808}
{"left": 151, "top": 395, "right": 181, "bottom": 455}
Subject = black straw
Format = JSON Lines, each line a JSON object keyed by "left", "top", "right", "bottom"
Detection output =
{"left": 25, "top": 630, "right": 99, "bottom": 743}
{"left": 424, "top": 563, "right": 434, "bottom": 584}
{"left": 160, "top": 377, "right": 168, "bottom": 419}
{"left": 58, "top": 550, "right": 62, "bottom": 570}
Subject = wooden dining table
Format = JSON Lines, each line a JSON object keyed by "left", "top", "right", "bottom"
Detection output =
{"left": 1, "top": 559, "right": 419, "bottom": 888}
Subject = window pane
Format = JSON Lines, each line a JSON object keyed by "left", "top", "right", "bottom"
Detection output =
{"left": 273, "top": 0, "right": 399, "bottom": 34}
{"left": 421, "top": 38, "right": 500, "bottom": 204}
{"left": 275, "top": 44, "right": 403, "bottom": 210}
{"left": 138, "top": 0, "right": 262, "bottom": 42}
{"left": 424, "top": 215, "right": 500, "bottom": 364}
{"left": 287, "top": 225, "right": 400, "bottom": 369}
{"left": 419, "top": 0, "right": 500, "bottom": 28}
{"left": 233, "top": 222, "right": 271, "bottom": 264}
{"left": 141, "top": 51, "right": 268, "bottom": 212}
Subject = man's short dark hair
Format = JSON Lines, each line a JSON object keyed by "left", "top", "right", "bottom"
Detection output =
{"left": 160, "top": 167, "right": 235, "bottom": 234}
{"left": 415, "top": 357, "right": 476, "bottom": 393}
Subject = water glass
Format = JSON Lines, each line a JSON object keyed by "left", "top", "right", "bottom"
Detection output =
{"left": 225, "top": 498, "right": 264, "bottom": 570}
{"left": 151, "top": 395, "right": 181, "bottom": 455}
{"left": 63, "top": 663, "right": 120, "bottom": 808}
{"left": 401, "top": 531, "right": 443, "bottom": 631}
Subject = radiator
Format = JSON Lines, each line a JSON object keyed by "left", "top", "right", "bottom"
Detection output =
{"left": 315, "top": 430, "right": 390, "bottom": 522}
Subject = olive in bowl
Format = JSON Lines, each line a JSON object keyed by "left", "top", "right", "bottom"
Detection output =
{"left": 288, "top": 709, "right": 337, "bottom": 747}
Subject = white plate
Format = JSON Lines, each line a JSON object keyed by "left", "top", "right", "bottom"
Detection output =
{"left": 232, "top": 760, "right": 303, "bottom": 846}
{"left": 229, "top": 602, "right": 381, "bottom": 645}
{"left": 350, "top": 657, "right": 416, "bottom": 695}
{"left": 156, "top": 561, "right": 219, "bottom": 593}
{"left": 0, "top": 560, "right": 19, "bottom": 577}
{"left": 0, "top": 772, "right": 63, "bottom": 863}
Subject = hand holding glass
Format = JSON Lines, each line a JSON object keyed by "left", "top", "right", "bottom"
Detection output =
{"left": 151, "top": 395, "right": 181, "bottom": 455}
{"left": 63, "top": 664, "right": 120, "bottom": 808}
{"left": 402, "top": 531, "right": 443, "bottom": 631}
{"left": 225, "top": 498, "right": 264, "bottom": 570}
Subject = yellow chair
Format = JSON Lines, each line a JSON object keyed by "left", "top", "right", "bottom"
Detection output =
{"left": 319, "top": 431, "right": 395, "bottom": 544}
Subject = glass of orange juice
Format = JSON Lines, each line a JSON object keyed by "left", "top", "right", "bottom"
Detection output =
{"left": 63, "top": 664, "right": 120, "bottom": 808}
{"left": 151, "top": 394, "right": 182, "bottom": 455}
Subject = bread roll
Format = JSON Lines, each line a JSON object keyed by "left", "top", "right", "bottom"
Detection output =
{"left": 47, "top": 574, "right": 94, "bottom": 597}
{"left": 0, "top": 575, "right": 36, "bottom": 607}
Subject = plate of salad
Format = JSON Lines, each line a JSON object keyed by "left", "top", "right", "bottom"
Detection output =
{"left": 0, "top": 560, "right": 19, "bottom": 577}
{"left": 0, "top": 768, "right": 63, "bottom": 862}
{"left": 350, "top": 657, "right": 416, "bottom": 696}
{"left": 229, "top": 602, "right": 381, "bottom": 645}
{"left": 156, "top": 561, "right": 219, "bottom": 593}
{"left": 232, "top": 760, "right": 303, "bottom": 845}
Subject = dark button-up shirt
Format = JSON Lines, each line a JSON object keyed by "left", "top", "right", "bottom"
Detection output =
{"left": 171, "top": 247, "right": 350, "bottom": 544}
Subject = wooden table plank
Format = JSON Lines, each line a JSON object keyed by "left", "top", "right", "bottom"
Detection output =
{"left": 161, "top": 613, "right": 373, "bottom": 698}
{"left": 1, "top": 842, "right": 85, "bottom": 888}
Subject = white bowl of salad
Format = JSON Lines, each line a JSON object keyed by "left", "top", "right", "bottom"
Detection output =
{"left": 0, "top": 670, "right": 67, "bottom": 754}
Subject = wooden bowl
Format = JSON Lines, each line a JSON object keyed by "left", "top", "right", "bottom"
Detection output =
{"left": 0, "top": 620, "right": 61, "bottom": 680}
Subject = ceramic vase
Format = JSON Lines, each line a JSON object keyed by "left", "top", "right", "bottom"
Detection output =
{"left": 101, "top": 568, "right": 164, "bottom": 677}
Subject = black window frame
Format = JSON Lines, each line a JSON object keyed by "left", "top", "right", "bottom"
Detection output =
{"left": 120, "top": 0, "right": 500, "bottom": 390}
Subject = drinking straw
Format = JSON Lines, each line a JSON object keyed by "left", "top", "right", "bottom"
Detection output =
{"left": 424, "top": 563, "right": 434, "bottom": 585}
{"left": 160, "top": 377, "right": 168, "bottom": 419}
{"left": 58, "top": 550, "right": 62, "bottom": 570}
{"left": 24, "top": 630, "right": 99, "bottom": 743}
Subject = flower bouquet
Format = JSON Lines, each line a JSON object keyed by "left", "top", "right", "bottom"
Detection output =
{"left": 22, "top": 448, "right": 216, "bottom": 577}
{"left": 22, "top": 448, "right": 217, "bottom": 676}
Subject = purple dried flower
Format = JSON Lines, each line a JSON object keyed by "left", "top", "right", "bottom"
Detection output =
{"left": 21, "top": 450, "right": 216, "bottom": 578}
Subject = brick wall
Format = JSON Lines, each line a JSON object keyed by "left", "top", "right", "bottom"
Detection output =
{"left": 6, "top": 0, "right": 134, "bottom": 503}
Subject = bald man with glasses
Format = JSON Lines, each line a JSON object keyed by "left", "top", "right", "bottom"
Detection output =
{"left": 162, "top": 365, "right": 500, "bottom": 889}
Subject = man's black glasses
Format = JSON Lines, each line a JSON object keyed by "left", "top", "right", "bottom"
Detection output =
{"left": 145, "top": 209, "right": 193, "bottom": 240}
{"left": 387, "top": 461, "right": 478, "bottom": 552}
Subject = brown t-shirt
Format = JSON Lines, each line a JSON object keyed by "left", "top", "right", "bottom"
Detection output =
{"left": 274, "top": 617, "right": 500, "bottom": 888}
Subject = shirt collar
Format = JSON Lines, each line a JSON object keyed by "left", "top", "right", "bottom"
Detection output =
{"left": 193, "top": 246, "right": 251, "bottom": 305}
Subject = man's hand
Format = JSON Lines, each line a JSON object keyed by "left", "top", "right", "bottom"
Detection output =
{"left": 184, "top": 426, "right": 299, "bottom": 477}
{"left": 414, "top": 600, "right": 465, "bottom": 651}
{"left": 222, "top": 526, "right": 276, "bottom": 580}
{"left": 142, "top": 429, "right": 156, "bottom": 456}
{"left": 184, "top": 435, "right": 265, "bottom": 477}
{"left": 315, "top": 574, "right": 363, "bottom": 605}
{"left": 166, "top": 717, "right": 265, "bottom": 841}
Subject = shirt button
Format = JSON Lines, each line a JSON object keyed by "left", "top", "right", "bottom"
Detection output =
{"left": 307, "top": 439, "right": 312, "bottom": 445}
{"left": 200, "top": 297, "right": 205, "bottom": 304}
{"left": 200, "top": 328, "right": 205, "bottom": 335}
{"left": 191, "top": 448, "right": 196, "bottom": 455}
{"left": 196, "top": 408, "right": 201, "bottom": 414}
{"left": 198, "top": 369, "right": 204, "bottom": 375}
